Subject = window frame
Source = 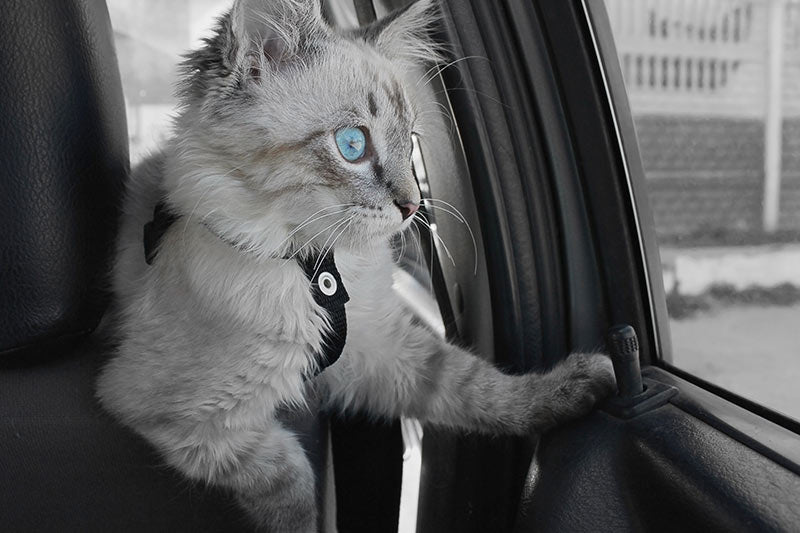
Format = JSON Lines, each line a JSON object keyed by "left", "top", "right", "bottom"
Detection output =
{"left": 579, "top": 0, "right": 673, "bottom": 364}
{"left": 581, "top": 0, "right": 800, "bottom": 437}
{"left": 523, "top": 0, "right": 659, "bottom": 364}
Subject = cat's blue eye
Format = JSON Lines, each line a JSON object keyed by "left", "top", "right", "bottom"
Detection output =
{"left": 335, "top": 127, "right": 367, "bottom": 162}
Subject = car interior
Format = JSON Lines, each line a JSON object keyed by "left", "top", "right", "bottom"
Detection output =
{"left": 2, "top": 0, "right": 799, "bottom": 532}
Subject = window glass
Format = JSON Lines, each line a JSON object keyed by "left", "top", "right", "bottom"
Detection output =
{"left": 108, "top": 0, "right": 231, "bottom": 164}
{"left": 604, "top": 0, "right": 800, "bottom": 420}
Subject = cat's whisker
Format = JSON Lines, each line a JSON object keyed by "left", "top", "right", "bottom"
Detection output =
{"left": 313, "top": 214, "right": 355, "bottom": 274}
{"left": 421, "top": 199, "right": 478, "bottom": 276}
{"left": 428, "top": 99, "right": 452, "bottom": 115}
{"left": 313, "top": 221, "right": 341, "bottom": 272}
{"left": 287, "top": 214, "right": 351, "bottom": 261}
{"left": 275, "top": 205, "right": 355, "bottom": 254}
{"left": 424, "top": 197, "right": 461, "bottom": 215}
{"left": 415, "top": 212, "right": 456, "bottom": 268}
{"left": 416, "top": 61, "right": 447, "bottom": 88}
{"left": 424, "top": 100, "right": 455, "bottom": 130}
{"left": 434, "top": 86, "right": 512, "bottom": 110}
{"left": 284, "top": 203, "right": 356, "bottom": 234}
{"left": 411, "top": 218, "right": 437, "bottom": 298}
{"left": 311, "top": 215, "right": 353, "bottom": 262}
{"left": 417, "top": 108, "right": 455, "bottom": 136}
{"left": 396, "top": 229, "right": 408, "bottom": 265}
{"left": 420, "top": 102, "right": 452, "bottom": 122}
{"left": 416, "top": 55, "right": 488, "bottom": 88}
{"left": 416, "top": 213, "right": 456, "bottom": 268}
{"left": 312, "top": 216, "right": 355, "bottom": 281}
{"left": 410, "top": 221, "right": 424, "bottom": 278}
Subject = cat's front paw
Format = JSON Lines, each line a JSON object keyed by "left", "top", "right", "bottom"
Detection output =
{"left": 563, "top": 351, "right": 617, "bottom": 395}
{"left": 537, "top": 352, "right": 617, "bottom": 430}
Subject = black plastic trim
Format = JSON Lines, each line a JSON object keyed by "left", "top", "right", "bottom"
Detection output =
{"left": 502, "top": 0, "right": 599, "bottom": 363}
{"left": 581, "top": 0, "right": 674, "bottom": 363}
{"left": 437, "top": 0, "right": 560, "bottom": 371}
{"left": 530, "top": 0, "right": 663, "bottom": 365}
{"left": 602, "top": 378, "right": 678, "bottom": 419}
{"left": 353, "top": 0, "right": 377, "bottom": 25}
{"left": 413, "top": 1, "right": 579, "bottom": 531}
{"left": 645, "top": 366, "right": 800, "bottom": 476}
{"left": 659, "top": 363, "right": 800, "bottom": 437}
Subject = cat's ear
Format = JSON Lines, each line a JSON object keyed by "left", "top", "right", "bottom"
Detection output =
{"left": 229, "top": 0, "right": 326, "bottom": 73}
{"left": 361, "top": 0, "right": 442, "bottom": 67}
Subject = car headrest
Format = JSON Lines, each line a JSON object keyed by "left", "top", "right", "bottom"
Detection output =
{"left": 0, "top": 0, "right": 128, "bottom": 364}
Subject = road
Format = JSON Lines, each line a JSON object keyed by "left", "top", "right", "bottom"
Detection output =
{"left": 670, "top": 304, "right": 800, "bottom": 421}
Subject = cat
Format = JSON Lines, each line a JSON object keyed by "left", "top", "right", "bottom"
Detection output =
{"left": 96, "top": 0, "right": 617, "bottom": 531}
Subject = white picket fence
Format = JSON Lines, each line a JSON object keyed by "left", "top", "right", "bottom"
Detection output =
{"left": 605, "top": 0, "right": 800, "bottom": 117}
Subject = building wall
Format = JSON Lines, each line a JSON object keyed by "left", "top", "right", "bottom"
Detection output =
{"left": 635, "top": 116, "right": 800, "bottom": 239}
{"left": 607, "top": 0, "right": 800, "bottom": 118}
{"left": 605, "top": 0, "right": 800, "bottom": 238}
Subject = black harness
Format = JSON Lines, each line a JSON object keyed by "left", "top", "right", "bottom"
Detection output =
{"left": 143, "top": 202, "right": 349, "bottom": 375}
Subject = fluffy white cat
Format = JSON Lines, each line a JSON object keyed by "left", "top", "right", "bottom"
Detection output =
{"left": 97, "top": 1, "right": 616, "bottom": 530}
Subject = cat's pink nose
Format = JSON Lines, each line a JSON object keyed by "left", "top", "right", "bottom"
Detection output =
{"left": 395, "top": 201, "right": 419, "bottom": 221}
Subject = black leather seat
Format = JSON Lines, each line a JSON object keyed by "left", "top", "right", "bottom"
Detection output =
{"left": 0, "top": 1, "right": 258, "bottom": 530}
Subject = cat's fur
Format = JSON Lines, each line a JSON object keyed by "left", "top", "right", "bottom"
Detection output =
{"left": 97, "top": 0, "right": 616, "bottom": 531}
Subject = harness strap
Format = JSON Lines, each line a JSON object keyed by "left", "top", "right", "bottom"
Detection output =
{"left": 142, "top": 201, "right": 349, "bottom": 374}
{"left": 297, "top": 252, "right": 350, "bottom": 374}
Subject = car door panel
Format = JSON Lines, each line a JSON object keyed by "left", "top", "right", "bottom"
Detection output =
{"left": 415, "top": 1, "right": 800, "bottom": 532}
{"left": 516, "top": 370, "right": 800, "bottom": 531}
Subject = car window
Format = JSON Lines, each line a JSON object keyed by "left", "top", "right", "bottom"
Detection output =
{"left": 107, "top": 0, "right": 232, "bottom": 164}
{"left": 603, "top": 0, "right": 800, "bottom": 420}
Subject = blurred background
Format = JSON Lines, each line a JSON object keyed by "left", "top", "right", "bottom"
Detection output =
{"left": 107, "top": 0, "right": 230, "bottom": 163}
{"left": 106, "top": 0, "right": 800, "bottom": 420}
{"left": 605, "top": 0, "right": 800, "bottom": 419}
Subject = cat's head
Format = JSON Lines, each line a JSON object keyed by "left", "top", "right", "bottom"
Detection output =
{"left": 167, "top": 0, "right": 441, "bottom": 259}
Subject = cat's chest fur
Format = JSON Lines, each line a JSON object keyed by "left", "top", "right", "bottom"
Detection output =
{"left": 102, "top": 222, "right": 396, "bottom": 428}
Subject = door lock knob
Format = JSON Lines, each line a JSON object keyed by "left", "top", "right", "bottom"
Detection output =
{"left": 607, "top": 324, "right": 644, "bottom": 399}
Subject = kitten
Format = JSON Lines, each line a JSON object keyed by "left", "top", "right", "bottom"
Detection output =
{"left": 96, "top": 0, "right": 616, "bottom": 531}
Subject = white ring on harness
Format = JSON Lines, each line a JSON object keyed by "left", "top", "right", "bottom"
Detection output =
{"left": 318, "top": 272, "right": 337, "bottom": 296}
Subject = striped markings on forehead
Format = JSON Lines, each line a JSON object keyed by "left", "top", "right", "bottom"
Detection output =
{"left": 366, "top": 77, "right": 412, "bottom": 124}
{"left": 384, "top": 80, "right": 408, "bottom": 119}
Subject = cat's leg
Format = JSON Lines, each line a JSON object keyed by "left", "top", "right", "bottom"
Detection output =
{"left": 149, "top": 421, "right": 316, "bottom": 532}
{"left": 324, "top": 318, "right": 616, "bottom": 436}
